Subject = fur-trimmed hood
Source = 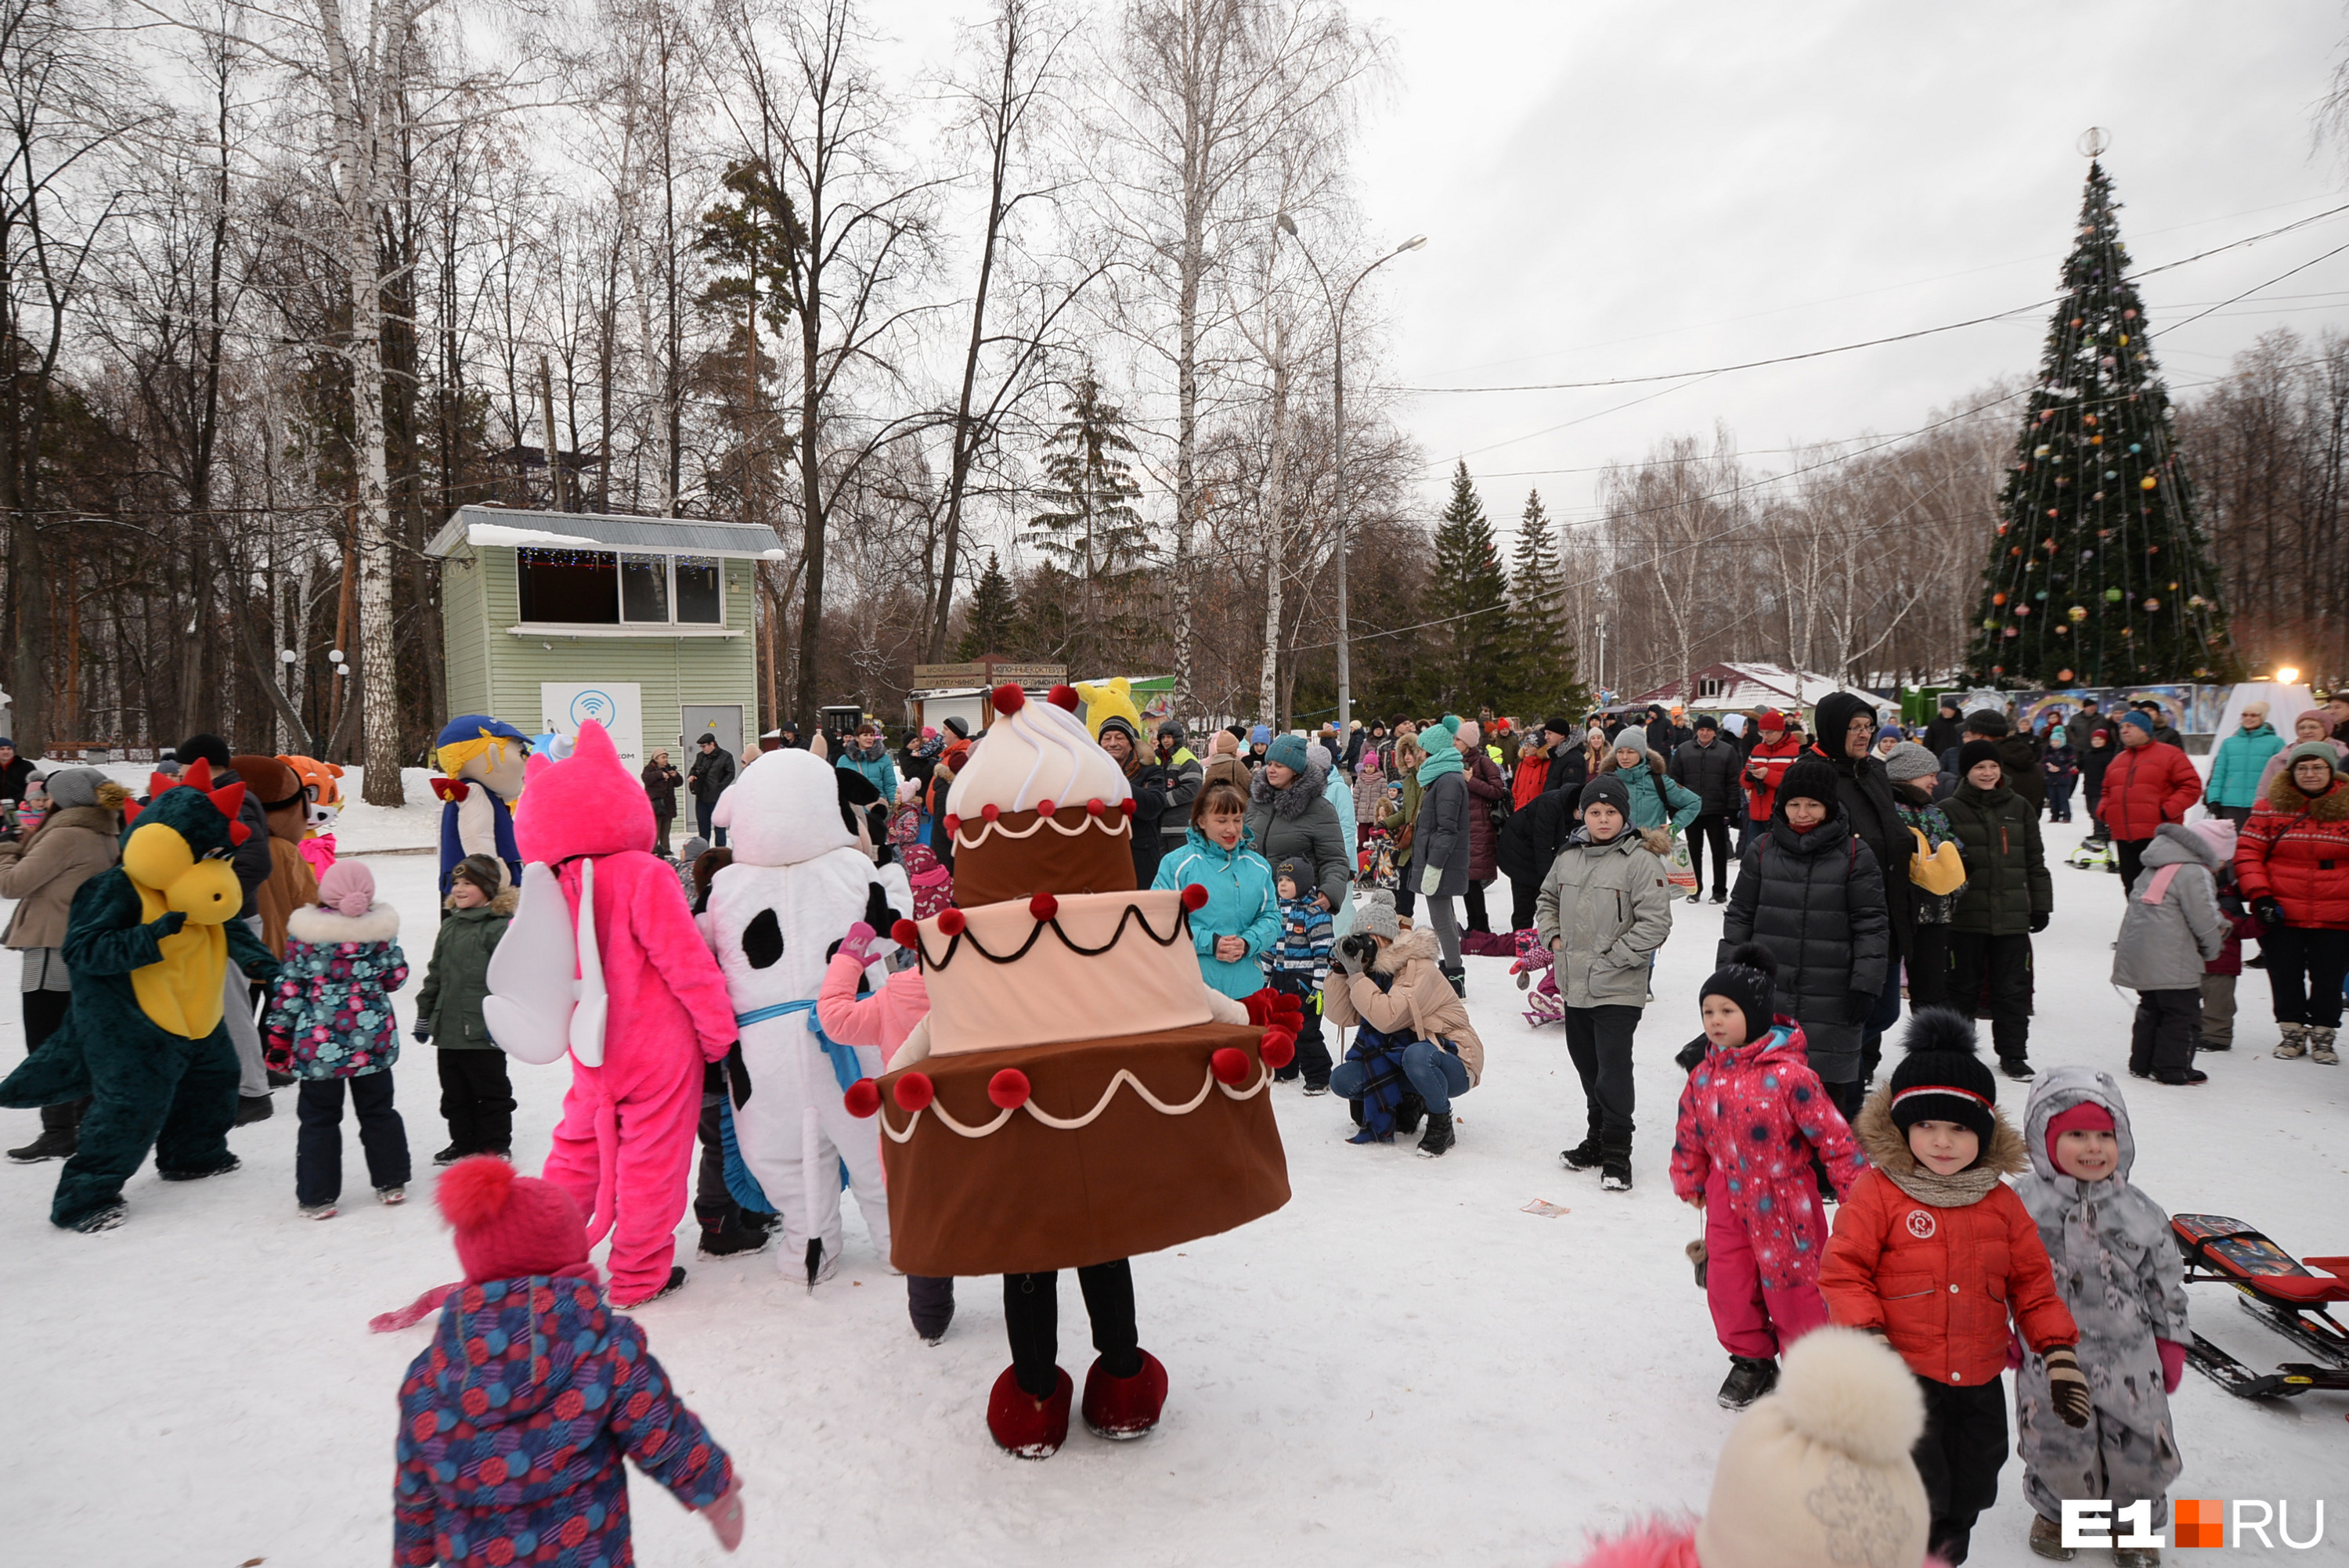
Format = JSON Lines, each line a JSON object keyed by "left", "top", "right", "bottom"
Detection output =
{"left": 1853, "top": 1083, "right": 2026, "bottom": 1206}
{"left": 1600, "top": 747, "right": 1668, "bottom": 777}
{"left": 2268, "top": 768, "right": 2349, "bottom": 819}
{"left": 287, "top": 900, "right": 402, "bottom": 946}
{"left": 1369, "top": 921, "right": 1441, "bottom": 977}
{"left": 444, "top": 885, "right": 521, "bottom": 917}
{"left": 1250, "top": 758, "right": 1330, "bottom": 819}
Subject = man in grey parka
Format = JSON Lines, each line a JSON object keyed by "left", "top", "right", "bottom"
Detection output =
{"left": 2012, "top": 1068, "right": 2190, "bottom": 1555}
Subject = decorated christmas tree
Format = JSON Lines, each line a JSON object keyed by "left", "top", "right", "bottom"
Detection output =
{"left": 1966, "top": 159, "right": 2238, "bottom": 687}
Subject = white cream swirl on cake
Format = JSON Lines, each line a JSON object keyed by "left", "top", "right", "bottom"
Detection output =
{"left": 940, "top": 685, "right": 1136, "bottom": 907}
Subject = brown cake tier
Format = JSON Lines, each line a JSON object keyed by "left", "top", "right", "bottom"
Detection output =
{"left": 876, "top": 1023, "right": 1290, "bottom": 1277}
{"left": 946, "top": 803, "right": 1136, "bottom": 907}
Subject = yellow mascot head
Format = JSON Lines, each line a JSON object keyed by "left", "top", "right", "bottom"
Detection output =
{"left": 1073, "top": 678, "right": 1146, "bottom": 744}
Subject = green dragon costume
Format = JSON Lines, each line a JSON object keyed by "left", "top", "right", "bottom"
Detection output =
{"left": 0, "top": 761, "right": 280, "bottom": 1231}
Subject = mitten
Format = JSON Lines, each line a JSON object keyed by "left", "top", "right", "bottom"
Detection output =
{"left": 413, "top": 1021, "right": 431, "bottom": 1044}
{"left": 836, "top": 921, "right": 880, "bottom": 971}
{"left": 2156, "top": 1336, "right": 2187, "bottom": 1395}
{"left": 2253, "top": 897, "right": 2287, "bottom": 929}
{"left": 2030, "top": 910, "right": 2050, "bottom": 932}
{"left": 2044, "top": 1346, "right": 2091, "bottom": 1427}
{"left": 1420, "top": 863, "right": 1441, "bottom": 896}
{"left": 702, "top": 1478, "right": 745, "bottom": 1552}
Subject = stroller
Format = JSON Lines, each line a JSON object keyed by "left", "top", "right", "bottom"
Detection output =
{"left": 1511, "top": 928, "right": 1561, "bottom": 1028}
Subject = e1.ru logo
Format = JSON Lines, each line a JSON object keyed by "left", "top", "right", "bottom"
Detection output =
{"left": 2063, "top": 1498, "right": 2326, "bottom": 1550}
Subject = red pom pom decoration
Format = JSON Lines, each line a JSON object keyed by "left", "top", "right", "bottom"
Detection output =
{"left": 893, "top": 1072, "right": 936, "bottom": 1113}
{"left": 937, "top": 907, "right": 968, "bottom": 936}
{"left": 1259, "top": 1032, "right": 1297, "bottom": 1070}
{"left": 890, "top": 918, "right": 920, "bottom": 949}
{"left": 1047, "top": 683, "right": 1079, "bottom": 711}
{"left": 843, "top": 1079, "right": 882, "bottom": 1119}
{"left": 1274, "top": 994, "right": 1304, "bottom": 1022}
{"left": 1180, "top": 883, "right": 1210, "bottom": 912}
{"left": 1210, "top": 1047, "right": 1251, "bottom": 1086}
{"left": 1034, "top": 798, "right": 1056, "bottom": 817}
{"left": 980, "top": 802, "right": 1001, "bottom": 823}
{"left": 1028, "top": 892, "right": 1059, "bottom": 923}
{"left": 987, "top": 1068, "right": 1032, "bottom": 1109}
{"left": 1243, "top": 990, "right": 1272, "bottom": 1025}
{"left": 943, "top": 813, "right": 961, "bottom": 835}
{"left": 1084, "top": 797, "right": 1106, "bottom": 816}
{"left": 991, "top": 683, "right": 1026, "bottom": 713}
{"left": 1120, "top": 798, "right": 1137, "bottom": 818}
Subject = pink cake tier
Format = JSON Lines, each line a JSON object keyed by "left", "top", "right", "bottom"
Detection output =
{"left": 906, "top": 889, "right": 1211, "bottom": 1057}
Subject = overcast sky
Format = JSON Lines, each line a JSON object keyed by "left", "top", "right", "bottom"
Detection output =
{"left": 1345, "top": 0, "right": 2349, "bottom": 537}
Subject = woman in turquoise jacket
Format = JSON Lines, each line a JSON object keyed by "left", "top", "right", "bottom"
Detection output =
{"left": 1604, "top": 740, "right": 1702, "bottom": 845}
{"left": 835, "top": 720, "right": 900, "bottom": 802}
{"left": 2204, "top": 703, "right": 2283, "bottom": 824}
{"left": 1153, "top": 780, "right": 1281, "bottom": 1001}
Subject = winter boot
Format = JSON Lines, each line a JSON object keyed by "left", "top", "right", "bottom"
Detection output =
{"left": 1999, "top": 1054, "right": 2035, "bottom": 1081}
{"left": 1599, "top": 1131, "right": 1633, "bottom": 1192}
{"left": 1561, "top": 1120, "right": 1604, "bottom": 1170}
{"left": 234, "top": 1093, "right": 274, "bottom": 1126}
{"left": 158, "top": 1155, "right": 240, "bottom": 1182}
{"left": 6, "top": 1127, "right": 76, "bottom": 1163}
{"left": 697, "top": 1210, "right": 774, "bottom": 1259}
{"left": 987, "top": 1364, "right": 1073, "bottom": 1458}
{"left": 1716, "top": 1356, "right": 1777, "bottom": 1410}
{"left": 2030, "top": 1512, "right": 2077, "bottom": 1562}
{"left": 1415, "top": 1111, "right": 1456, "bottom": 1159}
{"left": 431, "top": 1143, "right": 466, "bottom": 1166}
{"left": 616, "top": 1265, "right": 687, "bottom": 1307}
{"left": 1080, "top": 1350, "right": 1168, "bottom": 1440}
{"left": 2311, "top": 1027, "right": 2340, "bottom": 1066}
{"left": 2154, "top": 1067, "right": 2208, "bottom": 1087}
{"left": 1348, "top": 1096, "right": 1365, "bottom": 1127}
{"left": 2113, "top": 1549, "right": 2160, "bottom": 1568}
{"left": 2275, "top": 1022, "right": 2310, "bottom": 1060}
{"left": 1441, "top": 964, "right": 1467, "bottom": 999}
{"left": 907, "top": 1275, "right": 956, "bottom": 1344}
{"left": 1393, "top": 1092, "right": 1427, "bottom": 1136}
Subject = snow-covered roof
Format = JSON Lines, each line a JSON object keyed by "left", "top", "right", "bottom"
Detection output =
{"left": 1631, "top": 662, "right": 1889, "bottom": 713}
{"left": 426, "top": 505, "right": 789, "bottom": 561}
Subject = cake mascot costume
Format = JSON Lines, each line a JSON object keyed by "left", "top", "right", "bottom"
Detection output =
{"left": 0, "top": 761, "right": 281, "bottom": 1231}
{"left": 431, "top": 716, "right": 532, "bottom": 895}
{"left": 699, "top": 747, "right": 912, "bottom": 1288}
{"left": 278, "top": 754, "right": 345, "bottom": 879}
{"left": 865, "top": 684, "right": 1297, "bottom": 1458}
{"left": 489, "top": 720, "right": 739, "bottom": 1306}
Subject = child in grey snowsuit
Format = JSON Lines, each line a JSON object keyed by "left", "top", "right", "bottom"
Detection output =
{"left": 2013, "top": 1068, "right": 2189, "bottom": 1565}
{"left": 2109, "top": 820, "right": 2230, "bottom": 1087}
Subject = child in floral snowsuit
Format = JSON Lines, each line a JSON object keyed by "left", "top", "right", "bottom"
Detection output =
{"left": 264, "top": 859, "right": 410, "bottom": 1217}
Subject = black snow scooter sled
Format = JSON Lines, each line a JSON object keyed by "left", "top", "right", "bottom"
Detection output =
{"left": 2170, "top": 1213, "right": 2349, "bottom": 1401}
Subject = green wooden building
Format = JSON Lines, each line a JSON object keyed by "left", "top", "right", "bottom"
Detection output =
{"left": 426, "top": 506, "right": 782, "bottom": 767}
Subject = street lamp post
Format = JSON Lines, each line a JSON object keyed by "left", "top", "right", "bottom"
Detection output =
{"left": 1292, "top": 232, "right": 1426, "bottom": 738}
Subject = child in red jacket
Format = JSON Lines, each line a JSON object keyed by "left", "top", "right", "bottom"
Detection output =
{"left": 1669, "top": 943, "right": 1867, "bottom": 1412}
{"left": 1820, "top": 1009, "right": 2089, "bottom": 1566}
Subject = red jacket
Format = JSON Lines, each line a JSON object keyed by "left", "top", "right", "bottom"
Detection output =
{"left": 1512, "top": 752, "right": 1550, "bottom": 810}
{"left": 2235, "top": 773, "right": 2349, "bottom": 929}
{"left": 1740, "top": 734, "right": 1803, "bottom": 821}
{"left": 2094, "top": 740, "right": 2201, "bottom": 840}
{"left": 1820, "top": 1095, "right": 2077, "bottom": 1387}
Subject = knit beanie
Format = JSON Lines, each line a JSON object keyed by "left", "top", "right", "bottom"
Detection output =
{"left": 1305, "top": 742, "right": 1333, "bottom": 773}
{"left": 1882, "top": 741, "right": 1939, "bottom": 783}
{"left": 1267, "top": 733, "right": 1310, "bottom": 773}
{"left": 1754, "top": 708, "right": 1786, "bottom": 730}
{"left": 1689, "top": 1329, "right": 1931, "bottom": 1568}
{"left": 1274, "top": 856, "right": 1313, "bottom": 892}
{"left": 1701, "top": 943, "right": 1778, "bottom": 1047}
{"left": 1456, "top": 719, "right": 1481, "bottom": 748}
{"left": 1888, "top": 1009, "right": 1997, "bottom": 1148}
{"left": 1250, "top": 723, "right": 1272, "bottom": 745}
{"left": 2044, "top": 1100, "right": 2116, "bottom": 1173}
{"left": 317, "top": 858, "right": 376, "bottom": 917}
{"left": 2049, "top": 726, "right": 2069, "bottom": 748}
{"left": 2296, "top": 707, "right": 2333, "bottom": 737}
{"left": 437, "top": 1156, "right": 591, "bottom": 1284}
{"left": 1693, "top": 713, "right": 1719, "bottom": 734}
{"left": 41, "top": 766, "right": 108, "bottom": 810}
{"left": 1965, "top": 708, "right": 2011, "bottom": 738}
{"left": 1774, "top": 754, "right": 1838, "bottom": 816}
{"left": 1958, "top": 738, "right": 2004, "bottom": 777}
{"left": 1355, "top": 888, "right": 1399, "bottom": 943}
{"left": 2182, "top": 816, "right": 2237, "bottom": 867}
{"left": 1544, "top": 713, "right": 1576, "bottom": 738}
{"left": 1874, "top": 724, "right": 1901, "bottom": 748}
{"left": 2118, "top": 708, "right": 2155, "bottom": 735}
{"left": 1578, "top": 773, "right": 1632, "bottom": 824}
{"left": 2284, "top": 739, "right": 2343, "bottom": 777}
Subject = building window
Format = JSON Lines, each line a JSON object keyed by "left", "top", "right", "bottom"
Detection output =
{"left": 518, "top": 548, "right": 619, "bottom": 623}
{"left": 675, "top": 556, "right": 723, "bottom": 624}
{"left": 620, "top": 553, "right": 671, "bottom": 622}
{"left": 1698, "top": 676, "right": 1722, "bottom": 699}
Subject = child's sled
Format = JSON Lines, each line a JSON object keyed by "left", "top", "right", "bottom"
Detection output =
{"left": 2066, "top": 837, "right": 2116, "bottom": 873}
{"left": 2170, "top": 1212, "right": 2349, "bottom": 1400}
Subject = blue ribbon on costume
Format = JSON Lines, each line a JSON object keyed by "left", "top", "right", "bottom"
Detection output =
{"left": 716, "top": 1097, "right": 777, "bottom": 1214}
{"left": 734, "top": 999, "right": 867, "bottom": 1094}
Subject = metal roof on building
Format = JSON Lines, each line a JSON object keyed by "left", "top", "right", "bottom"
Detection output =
{"left": 426, "top": 506, "right": 789, "bottom": 561}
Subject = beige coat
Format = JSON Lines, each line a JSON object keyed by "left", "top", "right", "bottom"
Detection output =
{"left": 0, "top": 804, "right": 122, "bottom": 950}
{"left": 1323, "top": 923, "right": 1486, "bottom": 1085}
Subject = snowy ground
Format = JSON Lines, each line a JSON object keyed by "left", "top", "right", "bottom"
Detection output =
{"left": 3, "top": 816, "right": 2343, "bottom": 1567}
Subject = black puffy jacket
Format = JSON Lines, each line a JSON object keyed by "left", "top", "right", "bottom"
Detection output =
{"left": 1809, "top": 693, "right": 1914, "bottom": 964}
{"left": 1669, "top": 735, "right": 1745, "bottom": 817}
{"left": 1497, "top": 784, "right": 1578, "bottom": 890}
{"left": 1721, "top": 807, "right": 1891, "bottom": 1032}
{"left": 1939, "top": 780, "right": 2050, "bottom": 936}
{"left": 1996, "top": 734, "right": 2047, "bottom": 811}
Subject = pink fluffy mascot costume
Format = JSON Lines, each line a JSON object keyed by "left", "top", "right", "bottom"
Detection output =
{"left": 513, "top": 721, "right": 738, "bottom": 1306}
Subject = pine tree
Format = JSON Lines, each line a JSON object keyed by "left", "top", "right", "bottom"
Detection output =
{"left": 1968, "top": 160, "right": 2238, "bottom": 687}
{"left": 1425, "top": 461, "right": 1514, "bottom": 712}
{"left": 1023, "top": 371, "right": 1150, "bottom": 672}
{"left": 1505, "top": 489, "right": 1589, "bottom": 716}
{"left": 957, "top": 550, "right": 1020, "bottom": 659}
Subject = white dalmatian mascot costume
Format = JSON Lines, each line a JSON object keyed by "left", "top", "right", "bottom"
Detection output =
{"left": 701, "top": 747, "right": 908, "bottom": 1286}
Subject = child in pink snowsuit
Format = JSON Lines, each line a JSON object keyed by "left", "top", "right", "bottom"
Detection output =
{"left": 514, "top": 722, "right": 739, "bottom": 1307}
{"left": 1670, "top": 942, "right": 1867, "bottom": 1411}
{"left": 816, "top": 918, "right": 955, "bottom": 1343}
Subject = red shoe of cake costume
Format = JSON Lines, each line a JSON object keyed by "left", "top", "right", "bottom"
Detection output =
{"left": 489, "top": 721, "right": 738, "bottom": 1307}
{"left": 864, "top": 685, "right": 1295, "bottom": 1457}
{"left": 696, "top": 748, "right": 912, "bottom": 1286}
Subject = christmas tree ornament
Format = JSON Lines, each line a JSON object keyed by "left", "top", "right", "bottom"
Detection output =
{"left": 2059, "top": 669, "right": 2076, "bottom": 681}
{"left": 2105, "top": 588, "right": 2123, "bottom": 601}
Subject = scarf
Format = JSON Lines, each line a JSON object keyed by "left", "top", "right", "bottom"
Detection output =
{"left": 1415, "top": 742, "right": 1465, "bottom": 787}
{"left": 1878, "top": 1159, "right": 2002, "bottom": 1209}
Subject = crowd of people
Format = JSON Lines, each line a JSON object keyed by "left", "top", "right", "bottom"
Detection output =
{"left": 4, "top": 683, "right": 2347, "bottom": 1565}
